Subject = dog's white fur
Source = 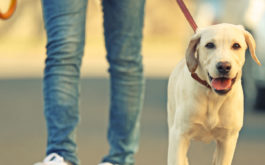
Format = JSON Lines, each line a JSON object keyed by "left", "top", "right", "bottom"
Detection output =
{"left": 167, "top": 23, "right": 260, "bottom": 165}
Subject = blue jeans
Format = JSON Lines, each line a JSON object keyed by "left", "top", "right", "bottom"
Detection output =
{"left": 41, "top": 0, "right": 145, "bottom": 165}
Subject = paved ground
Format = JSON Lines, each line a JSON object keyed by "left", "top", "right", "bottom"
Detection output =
{"left": 0, "top": 78, "right": 264, "bottom": 165}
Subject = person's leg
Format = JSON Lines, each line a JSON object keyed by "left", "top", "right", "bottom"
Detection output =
{"left": 102, "top": 0, "right": 146, "bottom": 164}
{"left": 41, "top": 0, "right": 88, "bottom": 164}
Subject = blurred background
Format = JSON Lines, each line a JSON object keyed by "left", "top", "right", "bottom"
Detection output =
{"left": 0, "top": 0, "right": 264, "bottom": 164}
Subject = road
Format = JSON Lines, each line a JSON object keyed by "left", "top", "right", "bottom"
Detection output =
{"left": 0, "top": 78, "right": 264, "bottom": 165}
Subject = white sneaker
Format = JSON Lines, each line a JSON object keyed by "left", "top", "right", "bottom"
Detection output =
{"left": 34, "top": 153, "right": 71, "bottom": 165}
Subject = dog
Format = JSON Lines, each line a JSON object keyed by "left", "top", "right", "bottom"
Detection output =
{"left": 167, "top": 23, "right": 261, "bottom": 165}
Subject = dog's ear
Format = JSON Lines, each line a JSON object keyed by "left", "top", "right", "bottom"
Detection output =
{"left": 186, "top": 32, "right": 201, "bottom": 73}
{"left": 244, "top": 30, "right": 261, "bottom": 66}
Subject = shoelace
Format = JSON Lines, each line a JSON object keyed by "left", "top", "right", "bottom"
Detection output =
{"left": 43, "top": 153, "right": 66, "bottom": 164}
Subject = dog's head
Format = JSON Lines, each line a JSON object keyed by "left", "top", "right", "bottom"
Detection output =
{"left": 186, "top": 23, "right": 261, "bottom": 95}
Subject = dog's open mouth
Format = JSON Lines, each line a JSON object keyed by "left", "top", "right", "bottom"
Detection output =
{"left": 208, "top": 73, "right": 237, "bottom": 95}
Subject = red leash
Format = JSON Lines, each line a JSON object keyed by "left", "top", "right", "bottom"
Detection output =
{"left": 176, "top": 0, "right": 212, "bottom": 89}
{"left": 0, "top": 0, "right": 17, "bottom": 20}
{"left": 176, "top": 0, "right": 198, "bottom": 32}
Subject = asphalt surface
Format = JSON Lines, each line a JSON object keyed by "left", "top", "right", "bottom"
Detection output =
{"left": 0, "top": 78, "right": 264, "bottom": 165}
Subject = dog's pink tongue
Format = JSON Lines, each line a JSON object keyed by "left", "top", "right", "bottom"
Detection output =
{"left": 211, "top": 78, "right": 232, "bottom": 90}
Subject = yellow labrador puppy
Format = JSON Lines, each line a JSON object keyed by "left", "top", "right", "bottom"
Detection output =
{"left": 167, "top": 23, "right": 260, "bottom": 165}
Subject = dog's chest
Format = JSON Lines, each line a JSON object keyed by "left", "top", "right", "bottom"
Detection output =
{"left": 187, "top": 123, "right": 229, "bottom": 143}
{"left": 188, "top": 93, "right": 227, "bottom": 142}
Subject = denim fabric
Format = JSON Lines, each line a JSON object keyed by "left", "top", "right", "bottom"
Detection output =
{"left": 41, "top": 0, "right": 145, "bottom": 165}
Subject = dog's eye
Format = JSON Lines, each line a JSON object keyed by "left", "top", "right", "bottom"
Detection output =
{"left": 205, "top": 42, "right": 215, "bottom": 49}
{"left": 232, "top": 43, "right": 241, "bottom": 50}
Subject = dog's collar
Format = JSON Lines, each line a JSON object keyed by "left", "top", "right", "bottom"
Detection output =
{"left": 191, "top": 72, "right": 211, "bottom": 89}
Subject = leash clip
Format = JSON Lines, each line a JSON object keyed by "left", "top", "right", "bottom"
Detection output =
{"left": 0, "top": 0, "right": 17, "bottom": 20}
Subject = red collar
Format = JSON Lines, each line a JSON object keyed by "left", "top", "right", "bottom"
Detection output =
{"left": 191, "top": 72, "right": 211, "bottom": 89}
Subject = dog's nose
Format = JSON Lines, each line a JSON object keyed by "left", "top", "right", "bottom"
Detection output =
{"left": 216, "top": 61, "right": 231, "bottom": 74}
